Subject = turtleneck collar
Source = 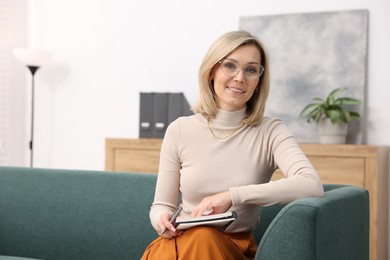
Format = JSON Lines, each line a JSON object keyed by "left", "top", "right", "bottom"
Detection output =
{"left": 212, "top": 107, "right": 246, "bottom": 128}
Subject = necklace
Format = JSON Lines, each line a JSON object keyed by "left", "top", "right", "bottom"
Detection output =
{"left": 207, "top": 119, "right": 245, "bottom": 140}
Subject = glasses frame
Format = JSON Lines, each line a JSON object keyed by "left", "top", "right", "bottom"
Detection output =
{"left": 218, "top": 58, "right": 264, "bottom": 80}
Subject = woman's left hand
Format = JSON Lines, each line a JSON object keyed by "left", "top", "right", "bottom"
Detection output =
{"left": 191, "top": 191, "right": 232, "bottom": 217}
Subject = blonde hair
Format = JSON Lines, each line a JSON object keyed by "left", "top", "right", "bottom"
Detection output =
{"left": 193, "top": 30, "right": 270, "bottom": 125}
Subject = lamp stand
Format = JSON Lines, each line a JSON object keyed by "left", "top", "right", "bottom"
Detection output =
{"left": 12, "top": 48, "right": 53, "bottom": 167}
{"left": 27, "top": 65, "right": 39, "bottom": 167}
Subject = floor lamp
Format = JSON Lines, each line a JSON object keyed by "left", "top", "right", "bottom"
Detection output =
{"left": 13, "top": 48, "right": 53, "bottom": 167}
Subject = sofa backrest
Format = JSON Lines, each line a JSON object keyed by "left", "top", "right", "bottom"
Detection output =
{"left": 0, "top": 167, "right": 157, "bottom": 260}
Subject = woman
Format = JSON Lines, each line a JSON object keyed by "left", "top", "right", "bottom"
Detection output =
{"left": 141, "top": 30, "right": 324, "bottom": 260}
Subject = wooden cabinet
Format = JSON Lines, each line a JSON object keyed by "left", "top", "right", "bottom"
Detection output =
{"left": 105, "top": 138, "right": 162, "bottom": 173}
{"left": 105, "top": 139, "right": 388, "bottom": 260}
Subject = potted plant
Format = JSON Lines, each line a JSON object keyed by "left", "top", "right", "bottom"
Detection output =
{"left": 299, "top": 87, "right": 362, "bottom": 144}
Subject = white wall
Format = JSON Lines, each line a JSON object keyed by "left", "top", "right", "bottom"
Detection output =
{"left": 11, "top": 0, "right": 390, "bottom": 169}
{"left": 5, "top": 0, "right": 28, "bottom": 166}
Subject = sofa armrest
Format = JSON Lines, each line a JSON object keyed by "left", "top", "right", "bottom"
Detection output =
{"left": 255, "top": 186, "right": 369, "bottom": 260}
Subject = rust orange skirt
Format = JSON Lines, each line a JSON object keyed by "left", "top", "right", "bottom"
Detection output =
{"left": 141, "top": 226, "right": 257, "bottom": 260}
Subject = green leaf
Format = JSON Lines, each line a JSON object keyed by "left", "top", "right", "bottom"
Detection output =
{"left": 343, "top": 110, "right": 351, "bottom": 123}
{"left": 327, "top": 109, "right": 343, "bottom": 124}
{"left": 335, "top": 97, "right": 362, "bottom": 105}
{"left": 349, "top": 111, "right": 361, "bottom": 119}
{"left": 328, "top": 87, "right": 347, "bottom": 99}
{"left": 312, "top": 98, "right": 325, "bottom": 103}
{"left": 299, "top": 103, "right": 321, "bottom": 118}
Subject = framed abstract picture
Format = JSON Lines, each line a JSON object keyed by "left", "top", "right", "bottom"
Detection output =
{"left": 240, "top": 10, "right": 368, "bottom": 143}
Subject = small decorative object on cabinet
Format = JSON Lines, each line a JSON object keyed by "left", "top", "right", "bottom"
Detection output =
{"left": 299, "top": 87, "right": 362, "bottom": 144}
{"left": 105, "top": 138, "right": 388, "bottom": 260}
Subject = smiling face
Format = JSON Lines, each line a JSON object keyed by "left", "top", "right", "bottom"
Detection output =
{"left": 211, "top": 44, "right": 261, "bottom": 112}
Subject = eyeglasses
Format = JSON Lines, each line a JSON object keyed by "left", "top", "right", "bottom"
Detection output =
{"left": 218, "top": 58, "right": 264, "bottom": 80}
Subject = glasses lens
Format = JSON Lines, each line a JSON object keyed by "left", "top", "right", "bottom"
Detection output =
{"left": 220, "top": 59, "right": 264, "bottom": 79}
{"left": 220, "top": 59, "right": 238, "bottom": 75}
{"left": 244, "top": 64, "right": 263, "bottom": 79}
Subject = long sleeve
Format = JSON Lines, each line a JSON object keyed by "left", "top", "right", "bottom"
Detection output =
{"left": 229, "top": 119, "right": 324, "bottom": 207}
{"left": 149, "top": 121, "right": 182, "bottom": 231}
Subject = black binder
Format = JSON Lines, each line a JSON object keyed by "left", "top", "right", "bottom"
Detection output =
{"left": 151, "top": 92, "right": 169, "bottom": 138}
{"left": 139, "top": 93, "right": 154, "bottom": 138}
{"left": 139, "top": 92, "right": 193, "bottom": 138}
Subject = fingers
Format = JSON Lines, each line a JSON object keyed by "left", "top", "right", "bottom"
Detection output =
{"left": 157, "top": 212, "right": 183, "bottom": 239}
{"left": 191, "top": 196, "right": 216, "bottom": 217}
{"left": 191, "top": 204, "right": 213, "bottom": 217}
{"left": 159, "top": 221, "right": 176, "bottom": 235}
{"left": 191, "top": 196, "right": 215, "bottom": 217}
{"left": 158, "top": 222, "right": 182, "bottom": 239}
{"left": 158, "top": 213, "right": 174, "bottom": 234}
{"left": 191, "top": 192, "right": 233, "bottom": 217}
{"left": 160, "top": 229, "right": 184, "bottom": 239}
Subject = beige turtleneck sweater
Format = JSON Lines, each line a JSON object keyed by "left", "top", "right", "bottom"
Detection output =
{"left": 149, "top": 107, "right": 324, "bottom": 233}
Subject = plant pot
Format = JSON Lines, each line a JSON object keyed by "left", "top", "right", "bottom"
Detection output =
{"left": 318, "top": 118, "right": 348, "bottom": 144}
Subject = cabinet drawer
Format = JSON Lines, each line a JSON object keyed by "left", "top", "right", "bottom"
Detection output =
{"left": 310, "top": 156, "right": 365, "bottom": 187}
{"left": 272, "top": 156, "right": 365, "bottom": 188}
{"left": 113, "top": 148, "right": 160, "bottom": 173}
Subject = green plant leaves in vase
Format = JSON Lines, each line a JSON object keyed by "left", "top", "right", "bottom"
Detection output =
{"left": 299, "top": 87, "right": 362, "bottom": 124}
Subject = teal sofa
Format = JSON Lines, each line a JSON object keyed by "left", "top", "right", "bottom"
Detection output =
{"left": 0, "top": 166, "right": 369, "bottom": 260}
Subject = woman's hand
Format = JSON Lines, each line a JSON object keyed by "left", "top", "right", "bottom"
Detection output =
{"left": 191, "top": 191, "right": 232, "bottom": 217}
{"left": 157, "top": 212, "right": 183, "bottom": 239}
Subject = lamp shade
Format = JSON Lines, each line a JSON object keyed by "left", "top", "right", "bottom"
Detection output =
{"left": 12, "top": 48, "right": 53, "bottom": 67}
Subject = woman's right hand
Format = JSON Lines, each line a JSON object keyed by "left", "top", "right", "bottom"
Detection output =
{"left": 157, "top": 212, "right": 183, "bottom": 239}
